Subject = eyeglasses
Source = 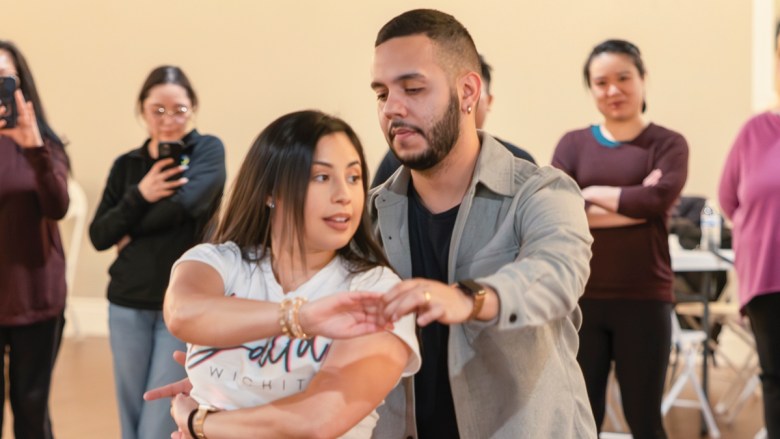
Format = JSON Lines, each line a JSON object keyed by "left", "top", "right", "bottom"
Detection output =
{"left": 148, "top": 105, "right": 190, "bottom": 122}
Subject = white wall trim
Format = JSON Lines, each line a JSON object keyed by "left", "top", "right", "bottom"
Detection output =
{"left": 753, "top": 0, "right": 776, "bottom": 111}
{"left": 64, "top": 297, "right": 109, "bottom": 338}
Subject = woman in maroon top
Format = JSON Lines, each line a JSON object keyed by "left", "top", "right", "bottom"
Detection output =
{"left": 552, "top": 40, "right": 688, "bottom": 438}
{"left": 0, "top": 40, "right": 70, "bottom": 439}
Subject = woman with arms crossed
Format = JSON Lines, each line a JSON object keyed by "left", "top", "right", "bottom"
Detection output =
{"left": 156, "top": 110, "right": 420, "bottom": 438}
{"left": 552, "top": 40, "right": 688, "bottom": 438}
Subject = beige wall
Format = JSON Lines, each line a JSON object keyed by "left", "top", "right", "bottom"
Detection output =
{"left": 6, "top": 1, "right": 757, "bottom": 299}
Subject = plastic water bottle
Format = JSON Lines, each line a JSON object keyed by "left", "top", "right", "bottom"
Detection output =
{"left": 700, "top": 201, "right": 721, "bottom": 251}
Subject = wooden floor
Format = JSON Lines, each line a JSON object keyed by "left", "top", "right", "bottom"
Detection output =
{"left": 3, "top": 337, "right": 119, "bottom": 438}
{"left": 1, "top": 336, "right": 767, "bottom": 438}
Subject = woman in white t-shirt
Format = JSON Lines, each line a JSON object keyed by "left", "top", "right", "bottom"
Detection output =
{"left": 155, "top": 110, "right": 420, "bottom": 438}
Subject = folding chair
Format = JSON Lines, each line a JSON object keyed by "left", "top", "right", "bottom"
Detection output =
{"left": 676, "top": 299, "right": 762, "bottom": 423}
{"left": 661, "top": 311, "right": 721, "bottom": 438}
{"left": 60, "top": 178, "right": 88, "bottom": 339}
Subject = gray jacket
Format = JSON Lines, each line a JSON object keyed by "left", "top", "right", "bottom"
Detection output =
{"left": 369, "top": 133, "right": 597, "bottom": 439}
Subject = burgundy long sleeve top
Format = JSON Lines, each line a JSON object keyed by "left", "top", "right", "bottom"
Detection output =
{"left": 0, "top": 136, "right": 69, "bottom": 325}
{"left": 553, "top": 123, "right": 689, "bottom": 302}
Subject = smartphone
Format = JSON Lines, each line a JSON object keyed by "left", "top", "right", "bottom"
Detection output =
{"left": 0, "top": 76, "right": 18, "bottom": 129}
{"left": 157, "top": 140, "right": 184, "bottom": 166}
{"left": 157, "top": 140, "right": 185, "bottom": 182}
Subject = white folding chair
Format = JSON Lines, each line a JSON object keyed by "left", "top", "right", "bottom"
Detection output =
{"left": 61, "top": 178, "right": 88, "bottom": 339}
{"left": 662, "top": 312, "right": 721, "bottom": 438}
{"left": 714, "top": 327, "right": 761, "bottom": 424}
{"left": 676, "top": 299, "right": 762, "bottom": 423}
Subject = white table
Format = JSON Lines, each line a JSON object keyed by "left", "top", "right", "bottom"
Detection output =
{"left": 672, "top": 248, "right": 734, "bottom": 273}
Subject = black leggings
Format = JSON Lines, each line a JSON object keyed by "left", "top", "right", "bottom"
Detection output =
{"left": 0, "top": 314, "right": 65, "bottom": 439}
{"left": 745, "top": 292, "right": 780, "bottom": 438}
{"left": 577, "top": 298, "right": 672, "bottom": 439}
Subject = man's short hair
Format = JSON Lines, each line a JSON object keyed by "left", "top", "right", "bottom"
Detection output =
{"left": 479, "top": 54, "right": 492, "bottom": 94}
{"left": 776, "top": 20, "right": 780, "bottom": 48}
{"left": 375, "top": 9, "right": 480, "bottom": 78}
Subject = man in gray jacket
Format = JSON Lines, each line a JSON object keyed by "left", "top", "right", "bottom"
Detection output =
{"left": 369, "top": 9, "right": 597, "bottom": 438}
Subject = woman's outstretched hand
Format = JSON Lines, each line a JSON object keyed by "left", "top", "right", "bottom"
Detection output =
{"left": 144, "top": 351, "right": 191, "bottom": 402}
{"left": 299, "top": 291, "right": 392, "bottom": 339}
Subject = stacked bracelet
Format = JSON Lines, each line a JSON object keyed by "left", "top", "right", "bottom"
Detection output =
{"left": 279, "top": 299, "right": 294, "bottom": 337}
{"left": 278, "top": 297, "right": 311, "bottom": 339}
{"left": 290, "top": 297, "right": 311, "bottom": 339}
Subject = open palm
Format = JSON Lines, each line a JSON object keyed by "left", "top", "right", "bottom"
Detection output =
{"left": 300, "top": 291, "right": 389, "bottom": 339}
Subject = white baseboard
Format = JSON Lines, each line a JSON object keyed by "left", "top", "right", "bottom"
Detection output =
{"left": 64, "top": 297, "right": 109, "bottom": 338}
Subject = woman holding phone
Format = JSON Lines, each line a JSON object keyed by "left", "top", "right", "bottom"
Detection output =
{"left": 552, "top": 40, "right": 688, "bottom": 438}
{"left": 89, "top": 65, "right": 226, "bottom": 439}
{"left": 0, "top": 40, "right": 69, "bottom": 439}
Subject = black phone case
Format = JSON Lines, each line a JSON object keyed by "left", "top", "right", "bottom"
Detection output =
{"left": 0, "top": 76, "right": 18, "bottom": 129}
{"left": 157, "top": 141, "right": 184, "bottom": 166}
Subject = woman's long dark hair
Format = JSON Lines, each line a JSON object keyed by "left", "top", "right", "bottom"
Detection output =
{"left": 209, "top": 110, "right": 390, "bottom": 273}
{"left": 0, "top": 40, "right": 66, "bottom": 150}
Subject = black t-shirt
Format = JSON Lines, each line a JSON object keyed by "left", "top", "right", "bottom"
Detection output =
{"left": 408, "top": 184, "right": 461, "bottom": 439}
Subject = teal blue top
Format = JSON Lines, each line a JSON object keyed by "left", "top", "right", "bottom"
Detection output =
{"left": 590, "top": 124, "right": 622, "bottom": 148}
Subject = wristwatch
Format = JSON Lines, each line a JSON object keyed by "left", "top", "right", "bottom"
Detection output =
{"left": 457, "top": 279, "right": 487, "bottom": 321}
{"left": 193, "top": 405, "right": 216, "bottom": 439}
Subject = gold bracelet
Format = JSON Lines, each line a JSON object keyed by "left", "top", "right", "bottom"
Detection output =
{"left": 287, "top": 298, "right": 298, "bottom": 336}
{"left": 280, "top": 297, "right": 311, "bottom": 339}
{"left": 289, "top": 297, "right": 312, "bottom": 339}
{"left": 279, "top": 299, "right": 293, "bottom": 337}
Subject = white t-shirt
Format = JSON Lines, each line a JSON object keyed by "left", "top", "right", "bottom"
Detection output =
{"left": 173, "top": 242, "right": 421, "bottom": 437}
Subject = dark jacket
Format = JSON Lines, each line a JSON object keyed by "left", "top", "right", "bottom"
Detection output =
{"left": 0, "top": 137, "right": 70, "bottom": 325}
{"left": 89, "top": 130, "right": 226, "bottom": 310}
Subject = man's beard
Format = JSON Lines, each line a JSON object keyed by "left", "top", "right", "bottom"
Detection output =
{"left": 388, "top": 92, "right": 460, "bottom": 171}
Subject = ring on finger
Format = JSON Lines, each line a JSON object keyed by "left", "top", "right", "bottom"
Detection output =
{"left": 423, "top": 290, "right": 432, "bottom": 305}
